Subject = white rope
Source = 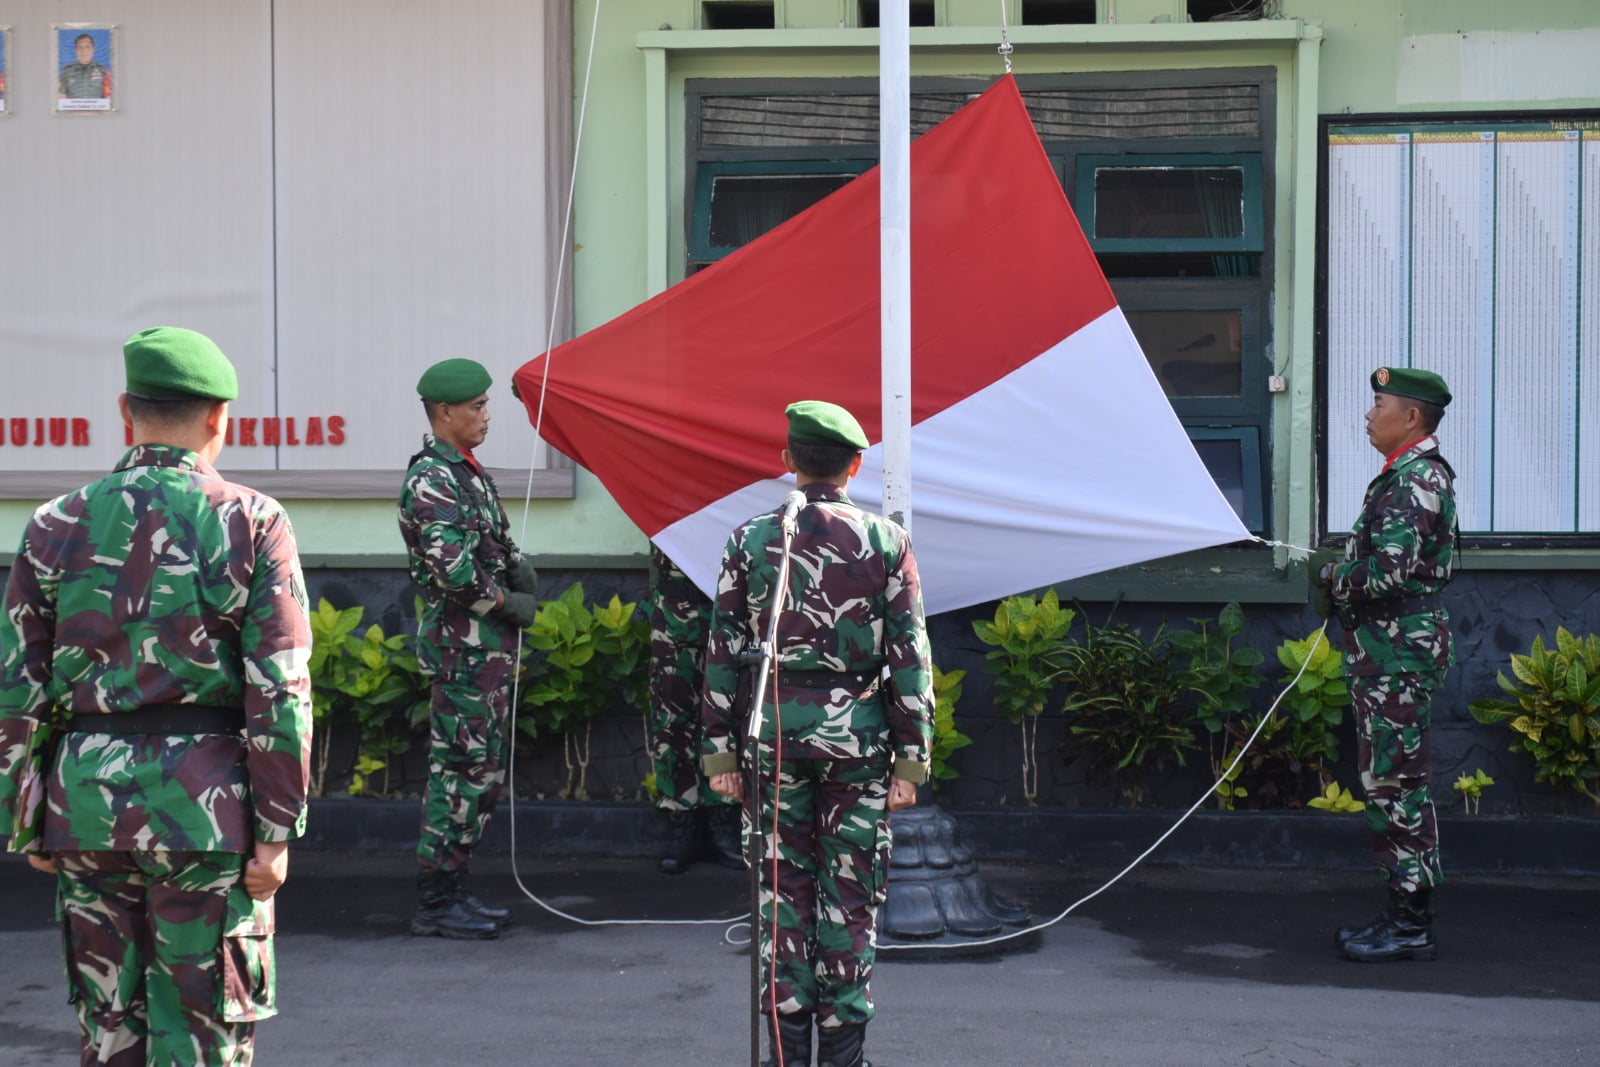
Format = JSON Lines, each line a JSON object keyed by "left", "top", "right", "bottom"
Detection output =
{"left": 497, "top": 0, "right": 749, "bottom": 930}
{"left": 996, "top": 0, "right": 1014, "bottom": 73}
{"left": 492, "top": 0, "right": 1320, "bottom": 937}
{"left": 882, "top": 619, "right": 1331, "bottom": 953}
{"left": 1252, "top": 534, "right": 1317, "bottom": 558}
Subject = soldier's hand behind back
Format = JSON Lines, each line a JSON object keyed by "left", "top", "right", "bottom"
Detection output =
{"left": 498, "top": 590, "right": 539, "bottom": 628}
{"left": 245, "top": 841, "right": 290, "bottom": 901}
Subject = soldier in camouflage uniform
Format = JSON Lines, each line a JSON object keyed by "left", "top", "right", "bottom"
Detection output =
{"left": 398, "top": 358, "right": 539, "bottom": 940}
{"left": 647, "top": 542, "right": 742, "bottom": 874}
{"left": 703, "top": 401, "right": 933, "bottom": 1067}
{"left": 58, "top": 32, "right": 110, "bottom": 100}
{"left": 0, "top": 327, "right": 313, "bottom": 1066}
{"left": 1314, "top": 366, "right": 1456, "bottom": 963}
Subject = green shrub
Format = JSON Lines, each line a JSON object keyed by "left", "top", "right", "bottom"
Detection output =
{"left": 972, "top": 589, "right": 1075, "bottom": 804}
{"left": 307, "top": 584, "right": 651, "bottom": 801}
{"left": 1170, "top": 603, "right": 1264, "bottom": 736}
{"left": 1306, "top": 780, "right": 1363, "bottom": 813}
{"left": 1274, "top": 628, "right": 1350, "bottom": 765}
{"left": 517, "top": 581, "right": 650, "bottom": 798}
{"left": 1054, "top": 613, "right": 1198, "bottom": 807}
{"left": 1210, "top": 629, "right": 1349, "bottom": 810}
{"left": 1469, "top": 628, "right": 1600, "bottom": 808}
{"left": 307, "top": 599, "right": 428, "bottom": 797}
{"left": 929, "top": 665, "right": 974, "bottom": 789}
{"left": 1168, "top": 603, "right": 1265, "bottom": 809}
{"left": 1453, "top": 768, "right": 1495, "bottom": 815}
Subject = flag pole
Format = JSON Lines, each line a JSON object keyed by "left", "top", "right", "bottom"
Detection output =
{"left": 880, "top": 0, "right": 912, "bottom": 532}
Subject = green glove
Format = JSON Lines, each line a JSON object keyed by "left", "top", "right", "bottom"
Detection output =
{"left": 1307, "top": 547, "right": 1339, "bottom": 619}
{"left": 507, "top": 556, "right": 540, "bottom": 594}
{"left": 1308, "top": 547, "right": 1340, "bottom": 587}
{"left": 498, "top": 590, "right": 539, "bottom": 629}
{"left": 1310, "top": 581, "right": 1335, "bottom": 620}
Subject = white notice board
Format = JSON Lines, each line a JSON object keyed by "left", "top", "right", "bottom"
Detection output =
{"left": 1325, "top": 122, "right": 1597, "bottom": 537}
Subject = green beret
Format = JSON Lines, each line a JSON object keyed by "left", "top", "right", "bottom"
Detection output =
{"left": 417, "top": 358, "right": 492, "bottom": 404}
{"left": 124, "top": 327, "right": 238, "bottom": 401}
{"left": 1372, "top": 367, "right": 1451, "bottom": 408}
{"left": 786, "top": 400, "right": 869, "bottom": 451}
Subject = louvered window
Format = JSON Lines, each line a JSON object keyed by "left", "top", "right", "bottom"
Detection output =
{"left": 686, "top": 71, "right": 1274, "bottom": 532}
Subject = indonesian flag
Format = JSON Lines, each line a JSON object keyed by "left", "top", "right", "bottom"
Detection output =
{"left": 513, "top": 75, "right": 1248, "bottom": 615}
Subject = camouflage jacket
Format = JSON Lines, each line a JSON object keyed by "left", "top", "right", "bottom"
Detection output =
{"left": 397, "top": 435, "right": 524, "bottom": 663}
{"left": 1332, "top": 434, "right": 1457, "bottom": 677}
{"left": 700, "top": 483, "right": 934, "bottom": 783}
{"left": 648, "top": 543, "right": 711, "bottom": 655}
{"left": 59, "top": 60, "right": 110, "bottom": 99}
{"left": 0, "top": 444, "right": 313, "bottom": 852}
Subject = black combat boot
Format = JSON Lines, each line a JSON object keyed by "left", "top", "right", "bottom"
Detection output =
{"left": 410, "top": 870, "right": 499, "bottom": 940}
{"left": 1342, "top": 886, "right": 1436, "bottom": 962}
{"left": 452, "top": 868, "right": 511, "bottom": 925}
{"left": 1333, "top": 884, "right": 1405, "bottom": 948}
{"left": 658, "top": 809, "right": 701, "bottom": 875}
{"left": 704, "top": 804, "right": 747, "bottom": 870}
{"left": 816, "top": 1022, "right": 870, "bottom": 1067}
{"left": 762, "top": 1011, "right": 813, "bottom": 1067}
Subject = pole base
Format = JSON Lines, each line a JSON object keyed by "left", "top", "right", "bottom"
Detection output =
{"left": 879, "top": 805, "right": 1032, "bottom": 957}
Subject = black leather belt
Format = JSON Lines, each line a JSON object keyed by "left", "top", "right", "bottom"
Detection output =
{"left": 775, "top": 669, "right": 879, "bottom": 689}
{"left": 64, "top": 704, "right": 244, "bottom": 735}
{"left": 1341, "top": 594, "right": 1442, "bottom": 627}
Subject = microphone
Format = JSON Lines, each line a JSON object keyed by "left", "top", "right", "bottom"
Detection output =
{"left": 779, "top": 489, "right": 806, "bottom": 529}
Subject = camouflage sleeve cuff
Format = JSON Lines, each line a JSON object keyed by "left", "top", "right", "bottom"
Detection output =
{"left": 702, "top": 751, "right": 739, "bottom": 777}
{"left": 253, "top": 830, "right": 300, "bottom": 845}
{"left": 893, "top": 758, "right": 929, "bottom": 784}
{"left": 254, "top": 811, "right": 307, "bottom": 845}
{"left": 473, "top": 581, "right": 505, "bottom": 617}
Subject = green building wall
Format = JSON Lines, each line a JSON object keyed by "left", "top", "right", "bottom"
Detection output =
{"left": 4, "top": 1, "right": 1595, "bottom": 590}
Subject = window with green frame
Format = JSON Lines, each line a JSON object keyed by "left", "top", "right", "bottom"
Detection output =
{"left": 1076, "top": 154, "right": 1264, "bottom": 255}
{"left": 684, "top": 72, "right": 1275, "bottom": 532}
{"left": 1070, "top": 150, "right": 1270, "bottom": 532}
{"left": 690, "top": 160, "right": 868, "bottom": 266}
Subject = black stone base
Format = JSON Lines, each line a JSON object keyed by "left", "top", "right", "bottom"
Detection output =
{"left": 878, "top": 806, "right": 1032, "bottom": 956}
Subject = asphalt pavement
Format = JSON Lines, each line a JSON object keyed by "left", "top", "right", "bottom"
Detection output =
{"left": 1, "top": 849, "right": 1594, "bottom": 1066}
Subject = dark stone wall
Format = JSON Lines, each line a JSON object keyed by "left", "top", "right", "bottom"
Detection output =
{"left": 5, "top": 562, "right": 1597, "bottom": 816}
{"left": 303, "top": 567, "right": 654, "bottom": 803}
{"left": 926, "top": 571, "right": 1600, "bottom": 816}
{"left": 303, "top": 565, "right": 1600, "bottom": 816}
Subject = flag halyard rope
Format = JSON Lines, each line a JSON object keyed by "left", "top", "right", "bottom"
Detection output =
{"left": 503, "top": 0, "right": 749, "bottom": 931}
{"left": 497, "top": 0, "right": 1326, "bottom": 945}
{"left": 997, "top": 0, "right": 1014, "bottom": 73}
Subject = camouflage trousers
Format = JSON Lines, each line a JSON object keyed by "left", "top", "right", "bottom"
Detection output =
{"left": 647, "top": 657, "right": 734, "bottom": 813}
{"left": 751, "top": 753, "right": 893, "bottom": 1028}
{"left": 417, "top": 646, "right": 515, "bottom": 872}
{"left": 53, "top": 849, "right": 275, "bottom": 1067}
{"left": 1351, "top": 670, "right": 1445, "bottom": 892}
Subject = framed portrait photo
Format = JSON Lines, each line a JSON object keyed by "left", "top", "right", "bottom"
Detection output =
{"left": 54, "top": 24, "right": 115, "bottom": 113}
{"left": 0, "top": 27, "right": 11, "bottom": 115}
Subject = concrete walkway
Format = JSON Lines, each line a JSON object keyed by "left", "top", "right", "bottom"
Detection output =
{"left": 1, "top": 851, "right": 1594, "bottom": 1066}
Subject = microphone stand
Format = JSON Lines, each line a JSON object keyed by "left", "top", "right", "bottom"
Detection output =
{"left": 743, "top": 491, "right": 804, "bottom": 1067}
